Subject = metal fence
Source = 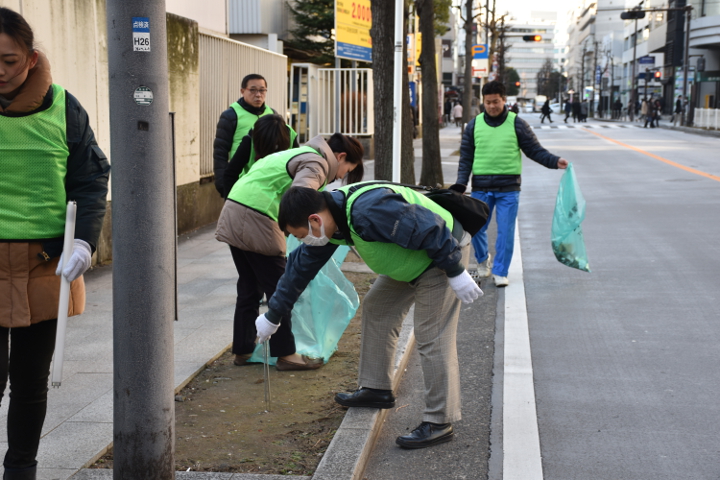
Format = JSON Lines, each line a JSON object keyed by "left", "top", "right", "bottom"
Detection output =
{"left": 316, "top": 68, "right": 374, "bottom": 136}
{"left": 198, "top": 33, "right": 288, "bottom": 176}
{"left": 693, "top": 108, "right": 720, "bottom": 130}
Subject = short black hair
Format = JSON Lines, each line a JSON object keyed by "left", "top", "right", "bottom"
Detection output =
{"left": 481, "top": 81, "right": 506, "bottom": 98}
{"left": 252, "top": 114, "right": 290, "bottom": 160}
{"left": 242, "top": 74, "right": 267, "bottom": 89}
{"left": 326, "top": 133, "right": 365, "bottom": 184}
{"left": 278, "top": 187, "right": 327, "bottom": 232}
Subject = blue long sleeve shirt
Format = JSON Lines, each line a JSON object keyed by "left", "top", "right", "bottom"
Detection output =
{"left": 266, "top": 188, "right": 465, "bottom": 323}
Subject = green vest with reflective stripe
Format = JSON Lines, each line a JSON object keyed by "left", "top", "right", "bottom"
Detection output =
{"left": 227, "top": 146, "right": 323, "bottom": 222}
{"left": 472, "top": 111, "right": 522, "bottom": 175}
{"left": 228, "top": 102, "right": 274, "bottom": 160}
{"left": 241, "top": 125, "right": 298, "bottom": 178}
{"left": 0, "top": 84, "right": 69, "bottom": 240}
{"left": 334, "top": 183, "right": 455, "bottom": 282}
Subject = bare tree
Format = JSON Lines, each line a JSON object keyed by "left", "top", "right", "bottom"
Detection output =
{"left": 417, "top": 0, "right": 443, "bottom": 186}
{"left": 370, "top": 0, "right": 414, "bottom": 182}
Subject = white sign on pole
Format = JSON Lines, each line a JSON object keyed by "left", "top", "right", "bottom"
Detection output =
{"left": 132, "top": 17, "right": 151, "bottom": 52}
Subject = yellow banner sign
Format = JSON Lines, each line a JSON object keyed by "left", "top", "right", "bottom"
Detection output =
{"left": 335, "top": 0, "right": 372, "bottom": 62}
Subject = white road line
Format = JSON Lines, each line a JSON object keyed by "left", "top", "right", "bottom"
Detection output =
{"left": 503, "top": 223, "right": 543, "bottom": 480}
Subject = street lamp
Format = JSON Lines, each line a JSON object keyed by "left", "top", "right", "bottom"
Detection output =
{"left": 621, "top": 2, "right": 645, "bottom": 121}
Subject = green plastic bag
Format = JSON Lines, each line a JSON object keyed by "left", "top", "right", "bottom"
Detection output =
{"left": 250, "top": 236, "right": 360, "bottom": 364}
{"left": 551, "top": 163, "right": 591, "bottom": 272}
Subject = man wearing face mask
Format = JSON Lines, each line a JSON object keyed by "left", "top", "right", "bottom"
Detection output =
{"left": 255, "top": 184, "right": 483, "bottom": 449}
{"left": 215, "top": 134, "right": 364, "bottom": 371}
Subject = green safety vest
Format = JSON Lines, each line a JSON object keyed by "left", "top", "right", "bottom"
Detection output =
{"left": 227, "top": 146, "right": 324, "bottom": 222}
{"left": 472, "top": 111, "right": 522, "bottom": 175}
{"left": 0, "top": 83, "right": 69, "bottom": 240}
{"left": 228, "top": 102, "right": 274, "bottom": 160}
{"left": 241, "top": 125, "right": 298, "bottom": 179}
{"left": 332, "top": 183, "right": 455, "bottom": 282}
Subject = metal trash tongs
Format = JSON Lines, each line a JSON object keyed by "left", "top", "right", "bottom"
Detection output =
{"left": 262, "top": 339, "right": 271, "bottom": 412}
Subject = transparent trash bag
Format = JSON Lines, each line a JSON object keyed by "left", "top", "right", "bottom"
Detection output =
{"left": 551, "top": 163, "right": 591, "bottom": 272}
{"left": 250, "top": 236, "right": 360, "bottom": 365}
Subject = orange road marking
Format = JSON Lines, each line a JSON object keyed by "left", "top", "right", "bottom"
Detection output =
{"left": 581, "top": 128, "right": 720, "bottom": 183}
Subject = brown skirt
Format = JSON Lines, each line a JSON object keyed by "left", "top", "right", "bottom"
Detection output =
{"left": 0, "top": 242, "right": 85, "bottom": 328}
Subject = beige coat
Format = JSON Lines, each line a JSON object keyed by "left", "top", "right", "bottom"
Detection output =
{"left": 215, "top": 135, "right": 339, "bottom": 257}
{"left": 0, "top": 242, "right": 85, "bottom": 328}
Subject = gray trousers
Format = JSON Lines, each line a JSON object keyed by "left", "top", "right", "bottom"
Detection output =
{"left": 358, "top": 236, "right": 471, "bottom": 424}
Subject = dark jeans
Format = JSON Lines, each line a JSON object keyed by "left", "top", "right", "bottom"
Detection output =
{"left": 0, "top": 319, "right": 57, "bottom": 470}
{"left": 229, "top": 246, "right": 295, "bottom": 358}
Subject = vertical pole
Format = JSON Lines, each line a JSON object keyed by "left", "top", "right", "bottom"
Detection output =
{"left": 392, "top": 0, "right": 404, "bottom": 183}
{"left": 335, "top": 57, "right": 341, "bottom": 133}
{"left": 106, "top": 1, "right": 176, "bottom": 478}
{"left": 681, "top": 5, "right": 691, "bottom": 126}
{"left": 630, "top": 17, "right": 638, "bottom": 121}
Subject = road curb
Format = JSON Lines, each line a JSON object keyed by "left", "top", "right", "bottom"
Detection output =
{"left": 311, "top": 307, "right": 416, "bottom": 480}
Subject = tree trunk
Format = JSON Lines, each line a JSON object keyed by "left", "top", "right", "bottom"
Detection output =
{"left": 417, "top": 0, "right": 443, "bottom": 187}
{"left": 462, "top": 0, "right": 474, "bottom": 126}
{"left": 401, "top": 2, "right": 416, "bottom": 184}
{"left": 370, "top": 0, "right": 394, "bottom": 180}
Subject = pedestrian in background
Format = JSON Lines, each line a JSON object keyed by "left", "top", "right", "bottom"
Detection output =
{"left": 540, "top": 99, "right": 553, "bottom": 123}
{"left": 0, "top": 8, "right": 110, "bottom": 479}
{"left": 564, "top": 98, "right": 572, "bottom": 123}
{"left": 613, "top": 99, "right": 623, "bottom": 119}
{"left": 672, "top": 95, "right": 683, "bottom": 126}
{"left": 213, "top": 73, "right": 277, "bottom": 196}
{"left": 215, "top": 133, "right": 364, "bottom": 371}
{"left": 643, "top": 98, "right": 655, "bottom": 128}
{"left": 572, "top": 98, "right": 581, "bottom": 123}
{"left": 451, "top": 81, "right": 568, "bottom": 287}
{"left": 452, "top": 101, "right": 463, "bottom": 127}
{"left": 580, "top": 99, "right": 588, "bottom": 122}
{"left": 258, "top": 183, "right": 482, "bottom": 449}
{"left": 640, "top": 98, "right": 648, "bottom": 123}
{"left": 444, "top": 98, "right": 453, "bottom": 126}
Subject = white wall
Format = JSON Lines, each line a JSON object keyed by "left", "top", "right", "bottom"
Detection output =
{"left": 166, "top": 0, "right": 227, "bottom": 35}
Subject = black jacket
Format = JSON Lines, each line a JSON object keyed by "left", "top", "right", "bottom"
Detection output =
{"left": 0, "top": 86, "right": 110, "bottom": 255}
{"left": 213, "top": 98, "right": 275, "bottom": 194}
{"left": 456, "top": 107, "right": 560, "bottom": 192}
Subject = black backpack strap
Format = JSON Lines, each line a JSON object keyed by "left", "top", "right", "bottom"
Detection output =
{"left": 322, "top": 190, "right": 355, "bottom": 246}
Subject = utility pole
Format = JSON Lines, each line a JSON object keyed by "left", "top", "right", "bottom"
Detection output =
{"left": 591, "top": 40, "right": 599, "bottom": 117}
{"left": 106, "top": 1, "right": 176, "bottom": 478}
{"left": 681, "top": 4, "right": 692, "bottom": 126}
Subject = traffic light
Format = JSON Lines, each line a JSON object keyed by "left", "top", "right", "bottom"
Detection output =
{"left": 522, "top": 35, "right": 542, "bottom": 42}
{"left": 654, "top": 70, "right": 662, "bottom": 79}
{"left": 620, "top": 10, "right": 646, "bottom": 19}
{"left": 515, "top": 81, "right": 521, "bottom": 87}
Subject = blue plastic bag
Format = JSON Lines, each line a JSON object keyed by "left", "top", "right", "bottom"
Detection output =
{"left": 250, "top": 236, "right": 360, "bottom": 364}
{"left": 551, "top": 163, "right": 591, "bottom": 272}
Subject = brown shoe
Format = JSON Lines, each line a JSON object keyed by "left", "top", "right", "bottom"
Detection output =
{"left": 233, "top": 353, "right": 252, "bottom": 366}
{"left": 276, "top": 355, "right": 323, "bottom": 371}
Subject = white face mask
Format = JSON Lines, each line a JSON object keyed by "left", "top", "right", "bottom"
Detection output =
{"left": 302, "top": 218, "right": 330, "bottom": 247}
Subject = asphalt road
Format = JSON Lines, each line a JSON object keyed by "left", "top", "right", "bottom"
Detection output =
{"left": 363, "top": 114, "right": 720, "bottom": 479}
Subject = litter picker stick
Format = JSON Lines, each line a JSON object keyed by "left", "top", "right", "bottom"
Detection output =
{"left": 51, "top": 201, "right": 77, "bottom": 387}
{"left": 263, "top": 340, "right": 271, "bottom": 412}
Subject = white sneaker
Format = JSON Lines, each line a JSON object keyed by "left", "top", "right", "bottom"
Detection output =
{"left": 475, "top": 254, "right": 492, "bottom": 278}
{"left": 493, "top": 275, "right": 509, "bottom": 287}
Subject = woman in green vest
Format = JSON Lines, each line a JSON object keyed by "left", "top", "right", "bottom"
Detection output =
{"left": 221, "top": 114, "right": 298, "bottom": 198}
{"left": 215, "top": 133, "right": 364, "bottom": 371}
{"left": 0, "top": 8, "right": 110, "bottom": 480}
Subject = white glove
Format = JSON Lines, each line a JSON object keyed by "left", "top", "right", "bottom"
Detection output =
{"left": 255, "top": 313, "right": 280, "bottom": 343}
{"left": 55, "top": 239, "right": 92, "bottom": 282}
{"left": 448, "top": 270, "right": 484, "bottom": 304}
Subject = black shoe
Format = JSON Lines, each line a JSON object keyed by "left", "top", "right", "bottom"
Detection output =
{"left": 396, "top": 422, "right": 454, "bottom": 449}
{"left": 3, "top": 464, "right": 37, "bottom": 480}
{"left": 334, "top": 387, "right": 395, "bottom": 409}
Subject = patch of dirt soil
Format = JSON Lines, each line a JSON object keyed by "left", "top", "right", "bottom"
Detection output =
{"left": 93, "top": 268, "right": 376, "bottom": 476}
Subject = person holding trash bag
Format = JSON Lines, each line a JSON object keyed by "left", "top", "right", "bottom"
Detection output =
{"left": 0, "top": 8, "right": 110, "bottom": 479}
{"left": 451, "top": 80, "right": 567, "bottom": 287}
{"left": 255, "top": 183, "right": 482, "bottom": 449}
{"left": 215, "top": 133, "right": 364, "bottom": 371}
